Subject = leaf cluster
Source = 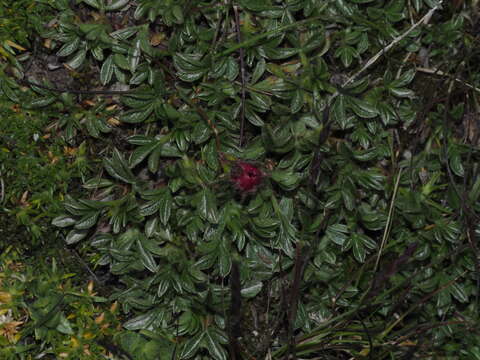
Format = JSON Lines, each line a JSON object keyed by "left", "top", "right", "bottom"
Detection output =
{"left": 2, "top": 0, "right": 480, "bottom": 358}
{"left": 0, "top": 247, "right": 122, "bottom": 359}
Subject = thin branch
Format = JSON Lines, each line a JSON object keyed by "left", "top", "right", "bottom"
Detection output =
{"left": 70, "top": 248, "right": 101, "bottom": 284}
{"left": 209, "top": 3, "right": 226, "bottom": 53}
{"left": 214, "top": 12, "right": 327, "bottom": 59}
{"left": 374, "top": 168, "right": 402, "bottom": 273}
{"left": 392, "top": 320, "right": 468, "bottom": 347}
{"left": 416, "top": 66, "right": 480, "bottom": 93}
{"left": 343, "top": 4, "right": 440, "bottom": 87}
{"left": 19, "top": 78, "right": 133, "bottom": 95}
{"left": 286, "top": 243, "right": 307, "bottom": 360}
{"left": 228, "top": 260, "right": 243, "bottom": 360}
{"left": 328, "top": 2, "right": 442, "bottom": 105}
{"left": 356, "top": 315, "right": 374, "bottom": 360}
{"left": 439, "top": 61, "right": 480, "bottom": 312}
{"left": 465, "top": 202, "right": 480, "bottom": 313}
{"left": 233, "top": 5, "right": 247, "bottom": 147}
{"left": 176, "top": 90, "right": 221, "bottom": 152}
{"left": 379, "top": 270, "right": 468, "bottom": 339}
{"left": 0, "top": 174, "right": 4, "bottom": 204}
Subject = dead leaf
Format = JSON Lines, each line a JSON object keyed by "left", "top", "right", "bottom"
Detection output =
{"left": 107, "top": 117, "right": 120, "bottom": 126}
{"left": 64, "top": 146, "right": 78, "bottom": 156}
{"left": 5, "top": 40, "right": 26, "bottom": 52}
{"left": 20, "top": 191, "right": 29, "bottom": 206}
{"left": 43, "top": 38, "right": 52, "bottom": 49}
{"left": 95, "top": 312, "right": 105, "bottom": 324}
{"left": 150, "top": 33, "right": 165, "bottom": 46}
{"left": 0, "top": 320, "right": 23, "bottom": 343}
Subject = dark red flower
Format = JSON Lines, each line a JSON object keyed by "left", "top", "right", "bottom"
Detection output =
{"left": 231, "top": 162, "right": 263, "bottom": 193}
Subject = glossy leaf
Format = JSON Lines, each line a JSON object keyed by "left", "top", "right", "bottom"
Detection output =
{"left": 100, "top": 55, "right": 115, "bottom": 85}
{"left": 65, "top": 229, "right": 88, "bottom": 245}
{"left": 66, "top": 49, "right": 87, "bottom": 69}
{"left": 204, "top": 329, "right": 228, "bottom": 360}
{"left": 180, "top": 332, "right": 204, "bottom": 359}
{"left": 137, "top": 239, "right": 158, "bottom": 272}
{"left": 52, "top": 215, "right": 77, "bottom": 228}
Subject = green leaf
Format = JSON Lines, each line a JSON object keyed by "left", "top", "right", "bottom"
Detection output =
{"left": 320, "top": 249, "right": 337, "bottom": 265}
{"left": 197, "top": 188, "right": 218, "bottom": 223}
{"left": 114, "top": 66, "right": 127, "bottom": 83}
{"left": 65, "top": 229, "right": 88, "bottom": 244}
{"left": 56, "top": 315, "right": 74, "bottom": 335}
{"left": 326, "top": 224, "right": 349, "bottom": 246}
{"left": 56, "top": 38, "right": 80, "bottom": 57}
{"left": 334, "top": 45, "right": 358, "bottom": 67}
{"left": 436, "top": 286, "right": 451, "bottom": 317}
{"left": 389, "top": 87, "right": 414, "bottom": 98}
{"left": 121, "top": 108, "right": 154, "bottom": 124}
{"left": 74, "top": 212, "right": 100, "bottom": 230}
{"left": 219, "top": 239, "right": 232, "bottom": 276}
{"left": 0, "top": 79, "right": 19, "bottom": 102}
{"left": 172, "top": 5, "right": 184, "bottom": 24}
{"left": 130, "top": 69, "right": 148, "bottom": 85}
{"left": 332, "top": 95, "right": 348, "bottom": 129}
{"left": 271, "top": 169, "right": 302, "bottom": 190}
{"left": 128, "top": 135, "right": 155, "bottom": 145}
{"left": 469, "top": 176, "right": 480, "bottom": 202}
{"left": 351, "top": 234, "right": 367, "bottom": 262}
{"left": 356, "top": 233, "right": 377, "bottom": 250}
{"left": 253, "top": 76, "right": 292, "bottom": 95}
{"left": 28, "top": 96, "right": 57, "bottom": 108}
{"left": 241, "top": 281, "right": 263, "bottom": 298}
{"left": 145, "top": 217, "right": 158, "bottom": 238}
{"left": 249, "top": 92, "right": 271, "bottom": 112}
{"left": 85, "top": 116, "right": 100, "bottom": 138}
{"left": 91, "top": 46, "right": 104, "bottom": 60}
{"left": 105, "top": 0, "right": 129, "bottom": 11}
{"left": 82, "top": 0, "right": 101, "bottom": 9}
{"left": 449, "top": 281, "right": 468, "bottom": 303}
{"left": 148, "top": 146, "right": 162, "bottom": 173}
{"left": 52, "top": 215, "right": 77, "bottom": 228}
{"left": 100, "top": 55, "right": 115, "bottom": 85}
{"left": 110, "top": 26, "right": 139, "bottom": 40}
{"left": 139, "top": 200, "right": 161, "bottom": 216}
{"left": 103, "top": 148, "right": 137, "bottom": 184}
{"left": 355, "top": 170, "right": 384, "bottom": 190}
{"left": 204, "top": 139, "right": 219, "bottom": 171}
{"left": 83, "top": 178, "right": 114, "bottom": 189}
{"left": 204, "top": 329, "right": 228, "bottom": 360}
{"left": 342, "top": 187, "right": 355, "bottom": 211}
{"left": 251, "top": 58, "right": 266, "bottom": 84}
{"left": 377, "top": 102, "right": 396, "bottom": 125}
{"left": 160, "top": 143, "right": 182, "bottom": 157}
{"left": 129, "top": 39, "right": 141, "bottom": 73}
{"left": 391, "top": 69, "right": 416, "bottom": 87}
{"left": 137, "top": 239, "right": 159, "bottom": 272}
{"left": 63, "top": 195, "right": 92, "bottom": 215}
{"left": 174, "top": 53, "right": 208, "bottom": 82}
{"left": 245, "top": 105, "right": 265, "bottom": 127}
{"left": 114, "top": 53, "right": 130, "bottom": 70}
{"left": 290, "top": 89, "right": 304, "bottom": 114}
{"left": 180, "top": 332, "right": 204, "bottom": 359}
{"left": 449, "top": 153, "right": 464, "bottom": 177}
{"left": 130, "top": 141, "right": 162, "bottom": 167}
{"left": 348, "top": 96, "right": 378, "bottom": 118}
{"left": 66, "top": 49, "right": 87, "bottom": 69}
{"left": 158, "top": 191, "right": 172, "bottom": 225}
{"left": 124, "top": 311, "right": 158, "bottom": 330}
{"left": 468, "top": 347, "right": 480, "bottom": 360}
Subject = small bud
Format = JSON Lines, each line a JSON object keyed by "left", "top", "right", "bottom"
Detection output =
{"left": 231, "top": 162, "right": 264, "bottom": 193}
